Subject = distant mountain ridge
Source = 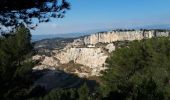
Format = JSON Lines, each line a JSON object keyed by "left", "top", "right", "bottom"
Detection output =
{"left": 135, "top": 24, "right": 170, "bottom": 30}
{"left": 32, "top": 32, "right": 94, "bottom": 42}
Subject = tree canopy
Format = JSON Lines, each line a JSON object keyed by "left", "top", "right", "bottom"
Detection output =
{"left": 0, "top": 0, "right": 70, "bottom": 31}
{"left": 101, "top": 37, "right": 170, "bottom": 99}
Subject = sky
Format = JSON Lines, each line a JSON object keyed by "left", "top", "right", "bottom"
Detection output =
{"left": 31, "top": 0, "right": 170, "bottom": 35}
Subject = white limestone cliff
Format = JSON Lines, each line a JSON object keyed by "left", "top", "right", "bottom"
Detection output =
{"left": 81, "top": 30, "right": 170, "bottom": 45}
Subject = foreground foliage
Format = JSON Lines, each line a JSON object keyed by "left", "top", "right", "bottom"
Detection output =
{"left": 0, "top": 26, "right": 34, "bottom": 99}
{"left": 101, "top": 37, "right": 170, "bottom": 100}
{"left": 0, "top": 0, "right": 70, "bottom": 30}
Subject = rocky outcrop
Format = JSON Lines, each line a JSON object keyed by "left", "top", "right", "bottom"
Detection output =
{"left": 55, "top": 48, "right": 108, "bottom": 76}
{"left": 33, "top": 55, "right": 59, "bottom": 70}
{"left": 105, "top": 43, "right": 116, "bottom": 53}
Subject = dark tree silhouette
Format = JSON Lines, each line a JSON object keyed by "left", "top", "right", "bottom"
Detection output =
{"left": 0, "top": 0, "right": 70, "bottom": 31}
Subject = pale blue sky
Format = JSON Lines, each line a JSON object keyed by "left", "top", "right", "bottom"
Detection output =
{"left": 32, "top": 0, "right": 170, "bottom": 35}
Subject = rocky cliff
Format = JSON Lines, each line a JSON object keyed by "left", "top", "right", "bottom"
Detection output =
{"left": 81, "top": 30, "right": 170, "bottom": 45}
{"left": 55, "top": 48, "right": 108, "bottom": 76}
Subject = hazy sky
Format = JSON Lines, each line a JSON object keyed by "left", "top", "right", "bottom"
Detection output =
{"left": 32, "top": 0, "right": 170, "bottom": 35}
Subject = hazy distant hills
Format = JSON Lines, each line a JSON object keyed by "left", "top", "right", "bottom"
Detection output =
{"left": 31, "top": 28, "right": 112, "bottom": 42}
{"left": 136, "top": 24, "right": 170, "bottom": 30}
{"left": 32, "top": 32, "right": 92, "bottom": 42}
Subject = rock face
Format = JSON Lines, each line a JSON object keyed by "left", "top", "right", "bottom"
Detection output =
{"left": 56, "top": 48, "right": 107, "bottom": 67}
{"left": 55, "top": 48, "right": 108, "bottom": 76}
{"left": 84, "top": 31, "right": 142, "bottom": 44}
{"left": 82, "top": 30, "right": 170, "bottom": 45}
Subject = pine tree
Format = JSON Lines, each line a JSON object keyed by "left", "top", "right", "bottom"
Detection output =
{"left": 0, "top": 26, "right": 34, "bottom": 99}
